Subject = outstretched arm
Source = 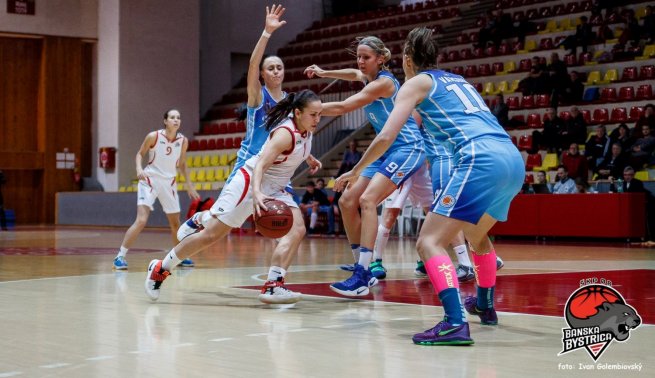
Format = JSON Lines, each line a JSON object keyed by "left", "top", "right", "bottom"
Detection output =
{"left": 304, "top": 65, "right": 366, "bottom": 82}
{"left": 246, "top": 4, "right": 287, "bottom": 107}
{"left": 320, "top": 77, "right": 395, "bottom": 116}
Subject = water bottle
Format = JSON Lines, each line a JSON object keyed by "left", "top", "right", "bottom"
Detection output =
{"left": 616, "top": 178, "right": 624, "bottom": 193}
{"left": 527, "top": 184, "right": 535, "bottom": 194}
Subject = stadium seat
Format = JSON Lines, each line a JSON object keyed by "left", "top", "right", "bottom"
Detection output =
{"left": 509, "top": 79, "right": 520, "bottom": 93}
{"left": 210, "top": 154, "right": 219, "bottom": 166}
{"left": 610, "top": 107, "right": 627, "bottom": 123}
{"left": 215, "top": 168, "right": 225, "bottom": 182}
{"left": 473, "top": 82, "right": 484, "bottom": 93}
{"left": 599, "top": 87, "right": 617, "bottom": 102}
{"left": 517, "top": 135, "right": 533, "bottom": 151}
{"left": 559, "top": 111, "right": 571, "bottom": 120}
{"left": 636, "top": 44, "right": 655, "bottom": 60}
{"left": 635, "top": 171, "right": 649, "bottom": 181}
{"left": 464, "top": 65, "right": 478, "bottom": 77}
{"left": 600, "top": 69, "right": 618, "bottom": 84}
{"left": 585, "top": 71, "right": 601, "bottom": 85}
{"left": 640, "top": 65, "right": 654, "bottom": 80}
{"left": 582, "top": 87, "right": 599, "bottom": 102}
{"left": 521, "top": 95, "right": 535, "bottom": 109}
{"left": 452, "top": 66, "right": 464, "bottom": 76}
{"left": 592, "top": 108, "right": 609, "bottom": 124}
{"left": 498, "top": 43, "right": 511, "bottom": 55}
{"left": 186, "top": 156, "right": 194, "bottom": 168}
{"left": 228, "top": 122, "right": 237, "bottom": 133}
{"left": 198, "top": 139, "right": 208, "bottom": 151}
{"left": 527, "top": 113, "right": 542, "bottom": 128}
{"left": 234, "top": 137, "right": 242, "bottom": 148}
{"left": 483, "top": 82, "right": 495, "bottom": 96}
{"left": 237, "top": 121, "right": 246, "bottom": 133}
{"left": 507, "top": 96, "right": 520, "bottom": 109}
{"left": 581, "top": 110, "right": 591, "bottom": 124}
{"left": 618, "top": 86, "right": 635, "bottom": 101}
{"left": 218, "top": 123, "right": 227, "bottom": 134}
{"left": 192, "top": 155, "right": 202, "bottom": 168}
{"left": 492, "top": 62, "right": 504, "bottom": 74}
{"left": 564, "top": 53, "right": 577, "bottom": 66}
{"left": 503, "top": 60, "right": 517, "bottom": 73}
{"left": 201, "top": 155, "right": 211, "bottom": 167}
{"left": 189, "top": 170, "right": 197, "bottom": 182}
{"left": 540, "top": 20, "right": 558, "bottom": 34}
{"left": 215, "top": 138, "right": 225, "bottom": 149}
{"left": 207, "top": 139, "right": 216, "bottom": 150}
{"left": 495, "top": 81, "right": 509, "bottom": 94}
{"left": 621, "top": 66, "right": 638, "bottom": 81}
{"left": 533, "top": 153, "right": 559, "bottom": 172}
{"left": 579, "top": 52, "right": 593, "bottom": 65}
{"left": 525, "top": 153, "right": 542, "bottom": 170}
{"left": 189, "top": 140, "right": 199, "bottom": 151}
{"left": 539, "top": 37, "right": 554, "bottom": 50}
{"left": 196, "top": 169, "right": 206, "bottom": 182}
{"left": 518, "top": 58, "right": 532, "bottom": 72}
{"left": 629, "top": 106, "right": 643, "bottom": 122}
{"left": 535, "top": 94, "right": 550, "bottom": 107}
{"left": 636, "top": 84, "right": 654, "bottom": 100}
{"left": 224, "top": 138, "right": 234, "bottom": 149}
{"left": 478, "top": 63, "right": 492, "bottom": 76}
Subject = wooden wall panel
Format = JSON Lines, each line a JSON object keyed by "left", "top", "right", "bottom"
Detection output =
{"left": 1, "top": 36, "right": 92, "bottom": 224}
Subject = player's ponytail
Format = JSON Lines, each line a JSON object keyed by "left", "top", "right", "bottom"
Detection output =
{"left": 265, "top": 90, "right": 320, "bottom": 131}
{"left": 404, "top": 27, "right": 439, "bottom": 71}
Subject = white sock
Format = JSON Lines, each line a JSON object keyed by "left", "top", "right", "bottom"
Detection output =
{"left": 351, "top": 246, "right": 360, "bottom": 262}
{"left": 454, "top": 244, "right": 471, "bottom": 267}
{"left": 357, "top": 247, "right": 373, "bottom": 268}
{"left": 267, "top": 266, "right": 286, "bottom": 281}
{"left": 309, "top": 212, "right": 317, "bottom": 228}
{"left": 373, "top": 225, "right": 390, "bottom": 260}
{"left": 117, "top": 246, "right": 128, "bottom": 258}
{"left": 162, "top": 248, "right": 182, "bottom": 271}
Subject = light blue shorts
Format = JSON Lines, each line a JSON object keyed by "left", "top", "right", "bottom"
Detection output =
{"left": 431, "top": 137, "right": 525, "bottom": 224}
{"left": 361, "top": 146, "right": 425, "bottom": 187}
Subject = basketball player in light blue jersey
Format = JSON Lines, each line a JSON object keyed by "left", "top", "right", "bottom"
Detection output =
{"left": 414, "top": 127, "right": 504, "bottom": 281}
{"left": 305, "top": 36, "right": 424, "bottom": 296}
{"left": 337, "top": 27, "right": 524, "bottom": 345}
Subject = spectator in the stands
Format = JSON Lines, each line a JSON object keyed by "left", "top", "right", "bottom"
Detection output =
{"left": 535, "top": 171, "right": 548, "bottom": 185}
{"left": 558, "top": 16, "right": 594, "bottom": 56}
{"left": 561, "top": 143, "right": 588, "bottom": 181}
{"left": 609, "top": 123, "right": 634, "bottom": 155}
{"left": 619, "top": 10, "right": 641, "bottom": 48}
{"left": 552, "top": 165, "right": 579, "bottom": 194}
{"left": 300, "top": 181, "right": 335, "bottom": 235}
{"left": 538, "top": 107, "right": 565, "bottom": 152}
{"left": 491, "top": 93, "right": 509, "bottom": 127}
{"left": 518, "top": 57, "right": 550, "bottom": 96}
{"left": 493, "top": 8, "right": 514, "bottom": 48}
{"left": 630, "top": 124, "right": 655, "bottom": 168}
{"left": 563, "top": 106, "right": 588, "bottom": 147}
{"left": 585, "top": 125, "right": 611, "bottom": 170}
{"left": 634, "top": 104, "right": 655, "bottom": 139}
{"left": 561, "top": 71, "right": 584, "bottom": 104}
{"left": 575, "top": 177, "right": 589, "bottom": 193}
{"left": 476, "top": 10, "right": 496, "bottom": 49}
{"left": 595, "top": 142, "right": 628, "bottom": 180}
{"left": 547, "top": 53, "right": 569, "bottom": 107}
{"left": 514, "top": 13, "right": 537, "bottom": 45}
{"left": 611, "top": 166, "right": 645, "bottom": 193}
{"left": 642, "top": 5, "right": 654, "bottom": 43}
{"left": 315, "top": 177, "right": 328, "bottom": 196}
{"left": 336, "top": 139, "right": 362, "bottom": 177}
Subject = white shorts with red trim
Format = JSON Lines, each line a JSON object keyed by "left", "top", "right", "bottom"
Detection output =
{"left": 209, "top": 167, "right": 298, "bottom": 228}
{"left": 383, "top": 162, "right": 433, "bottom": 210}
{"left": 137, "top": 176, "right": 180, "bottom": 214}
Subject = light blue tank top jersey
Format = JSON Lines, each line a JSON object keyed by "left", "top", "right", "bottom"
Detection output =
{"left": 363, "top": 71, "right": 423, "bottom": 151}
{"left": 420, "top": 126, "right": 451, "bottom": 164}
{"left": 415, "top": 70, "right": 509, "bottom": 152}
{"left": 237, "top": 87, "right": 285, "bottom": 168}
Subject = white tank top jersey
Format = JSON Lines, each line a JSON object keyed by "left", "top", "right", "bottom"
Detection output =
{"left": 143, "top": 129, "right": 185, "bottom": 180}
{"left": 244, "top": 118, "right": 312, "bottom": 190}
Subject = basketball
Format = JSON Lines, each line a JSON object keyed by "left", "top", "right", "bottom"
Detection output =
{"left": 567, "top": 285, "right": 623, "bottom": 319}
{"left": 254, "top": 200, "right": 293, "bottom": 238}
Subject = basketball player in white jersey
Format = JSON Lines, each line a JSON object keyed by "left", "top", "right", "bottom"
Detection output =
{"left": 145, "top": 90, "right": 322, "bottom": 304}
{"left": 113, "top": 109, "right": 199, "bottom": 270}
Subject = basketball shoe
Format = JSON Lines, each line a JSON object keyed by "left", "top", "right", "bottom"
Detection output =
{"left": 178, "top": 258, "right": 195, "bottom": 267}
{"left": 177, "top": 211, "right": 206, "bottom": 241}
{"left": 496, "top": 256, "right": 504, "bottom": 270}
{"left": 339, "top": 263, "right": 356, "bottom": 271}
{"left": 464, "top": 296, "right": 498, "bottom": 325}
{"left": 456, "top": 264, "right": 475, "bottom": 282}
{"left": 412, "top": 320, "right": 474, "bottom": 345}
{"left": 258, "top": 277, "right": 302, "bottom": 304}
{"left": 414, "top": 260, "right": 427, "bottom": 277}
{"left": 145, "top": 259, "right": 170, "bottom": 301}
{"left": 113, "top": 256, "right": 128, "bottom": 270}
{"left": 369, "top": 259, "right": 387, "bottom": 279}
{"left": 330, "top": 263, "right": 378, "bottom": 297}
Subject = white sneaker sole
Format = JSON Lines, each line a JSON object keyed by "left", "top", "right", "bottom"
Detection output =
{"left": 144, "top": 259, "right": 161, "bottom": 301}
{"left": 329, "top": 285, "right": 369, "bottom": 297}
{"left": 258, "top": 294, "right": 302, "bottom": 304}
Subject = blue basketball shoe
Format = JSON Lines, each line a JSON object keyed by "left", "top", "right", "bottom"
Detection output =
{"left": 369, "top": 259, "right": 387, "bottom": 279}
{"left": 464, "top": 296, "right": 498, "bottom": 325}
{"left": 339, "top": 263, "right": 356, "bottom": 271}
{"left": 412, "top": 320, "right": 474, "bottom": 345}
{"left": 330, "top": 263, "right": 378, "bottom": 296}
{"left": 113, "top": 256, "right": 128, "bottom": 270}
{"left": 178, "top": 258, "right": 195, "bottom": 267}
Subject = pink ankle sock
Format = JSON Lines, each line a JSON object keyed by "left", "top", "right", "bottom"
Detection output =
{"left": 425, "top": 255, "right": 459, "bottom": 294}
{"left": 471, "top": 249, "right": 497, "bottom": 288}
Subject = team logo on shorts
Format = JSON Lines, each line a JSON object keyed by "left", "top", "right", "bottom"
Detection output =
{"left": 559, "top": 279, "right": 641, "bottom": 362}
{"left": 396, "top": 172, "right": 404, "bottom": 178}
{"left": 439, "top": 195, "right": 456, "bottom": 208}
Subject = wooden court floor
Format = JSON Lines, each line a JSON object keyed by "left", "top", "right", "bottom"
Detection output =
{"left": 0, "top": 226, "right": 653, "bottom": 377}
